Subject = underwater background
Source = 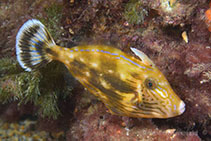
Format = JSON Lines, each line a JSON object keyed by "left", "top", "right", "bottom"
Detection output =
{"left": 0, "top": 0, "right": 210, "bottom": 140}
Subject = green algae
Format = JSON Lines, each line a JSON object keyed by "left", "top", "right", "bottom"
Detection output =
{"left": 16, "top": 71, "right": 41, "bottom": 105}
{"left": 124, "top": 0, "right": 148, "bottom": 25}
{"left": 0, "top": 2, "right": 72, "bottom": 119}
{"left": 0, "top": 58, "right": 22, "bottom": 76}
{"left": 37, "top": 3, "right": 63, "bottom": 41}
{"left": 37, "top": 91, "right": 60, "bottom": 119}
{"left": 0, "top": 58, "right": 42, "bottom": 105}
{"left": 0, "top": 87, "right": 13, "bottom": 104}
{"left": 0, "top": 58, "right": 22, "bottom": 103}
{"left": 0, "top": 58, "right": 73, "bottom": 119}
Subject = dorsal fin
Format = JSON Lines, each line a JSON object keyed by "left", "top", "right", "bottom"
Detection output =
{"left": 130, "top": 47, "right": 155, "bottom": 68}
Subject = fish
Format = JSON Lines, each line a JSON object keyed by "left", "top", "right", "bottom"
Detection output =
{"left": 15, "top": 19, "right": 185, "bottom": 118}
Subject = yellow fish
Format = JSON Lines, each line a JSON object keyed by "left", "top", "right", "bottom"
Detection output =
{"left": 16, "top": 19, "right": 185, "bottom": 118}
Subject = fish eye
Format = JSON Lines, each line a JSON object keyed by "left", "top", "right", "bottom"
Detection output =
{"left": 144, "top": 78, "right": 157, "bottom": 89}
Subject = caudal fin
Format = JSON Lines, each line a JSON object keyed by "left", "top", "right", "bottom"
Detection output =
{"left": 16, "top": 19, "right": 55, "bottom": 71}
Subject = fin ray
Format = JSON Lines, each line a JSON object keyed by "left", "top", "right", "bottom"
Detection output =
{"left": 16, "top": 19, "right": 55, "bottom": 71}
{"left": 130, "top": 47, "right": 155, "bottom": 67}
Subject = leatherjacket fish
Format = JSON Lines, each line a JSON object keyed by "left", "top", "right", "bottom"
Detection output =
{"left": 16, "top": 19, "right": 185, "bottom": 118}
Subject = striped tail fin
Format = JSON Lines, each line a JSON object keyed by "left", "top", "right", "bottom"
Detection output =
{"left": 16, "top": 19, "right": 56, "bottom": 71}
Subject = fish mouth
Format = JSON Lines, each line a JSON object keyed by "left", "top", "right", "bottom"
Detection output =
{"left": 178, "top": 101, "right": 186, "bottom": 114}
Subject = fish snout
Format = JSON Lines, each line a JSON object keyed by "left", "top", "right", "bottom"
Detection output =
{"left": 178, "top": 101, "right": 185, "bottom": 115}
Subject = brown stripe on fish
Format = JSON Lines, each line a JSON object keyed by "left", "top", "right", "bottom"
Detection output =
{"left": 132, "top": 86, "right": 168, "bottom": 115}
{"left": 69, "top": 60, "right": 123, "bottom": 100}
{"left": 71, "top": 55, "right": 137, "bottom": 94}
{"left": 70, "top": 59, "right": 87, "bottom": 70}
{"left": 101, "top": 73, "right": 136, "bottom": 93}
{"left": 45, "top": 47, "right": 58, "bottom": 57}
{"left": 98, "top": 55, "right": 137, "bottom": 93}
{"left": 140, "top": 102, "right": 166, "bottom": 115}
{"left": 106, "top": 104, "right": 123, "bottom": 115}
{"left": 105, "top": 99, "right": 131, "bottom": 115}
{"left": 87, "top": 68, "right": 124, "bottom": 101}
{"left": 136, "top": 104, "right": 159, "bottom": 113}
{"left": 128, "top": 102, "right": 163, "bottom": 116}
{"left": 144, "top": 89, "right": 162, "bottom": 102}
{"left": 159, "top": 98, "right": 172, "bottom": 113}
{"left": 124, "top": 104, "right": 156, "bottom": 116}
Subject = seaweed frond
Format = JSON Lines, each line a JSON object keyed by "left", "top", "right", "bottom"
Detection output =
{"left": 0, "top": 58, "right": 74, "bottom": 119}
{"left": 124, "top": 0, "right": 148, "bottom": 25}
{"left": 38, "top": 91, "right": 60, "bottom": 119}
{"left": 37, "top": 3, "right": 63, "bottom": 41}
{"left": 16, "top": 71, "right": 41, "bottom": 105}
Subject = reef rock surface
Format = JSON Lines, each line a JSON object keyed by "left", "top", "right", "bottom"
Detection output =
{"left": 0, "top": 0, "right": 210, "bottom": 140}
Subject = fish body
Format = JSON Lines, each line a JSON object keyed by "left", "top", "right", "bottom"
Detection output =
{"left": 16, "top": 19, "right": 185, "bottom": 118}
